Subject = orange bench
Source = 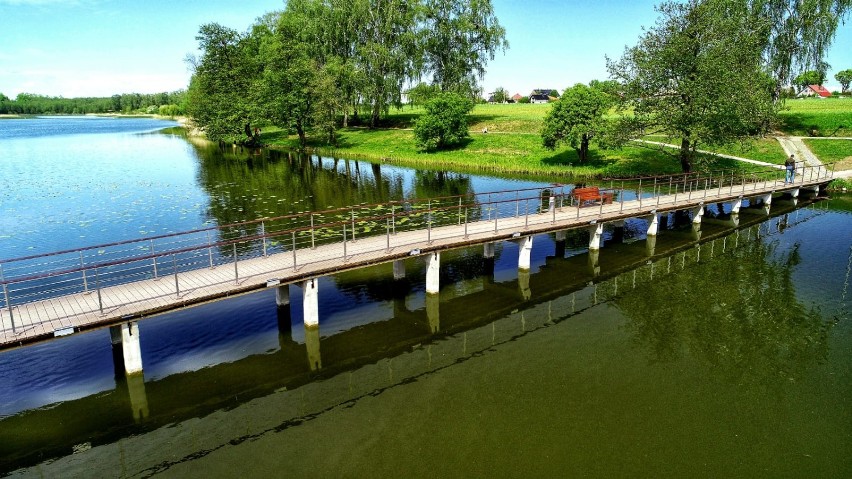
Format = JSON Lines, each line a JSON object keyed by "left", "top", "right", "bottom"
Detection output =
{"left": 571, "top": 186, "right": 614, "bottom": 207}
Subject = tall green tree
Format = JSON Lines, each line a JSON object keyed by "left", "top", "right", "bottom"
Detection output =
{"left": 746, "top": 0, "right": 852, "bottom": 98}
{"left": 541, "top": 83, "right": 614, "bottom": 163}
{"left": 835, "top": 68, "right": 852, "bottom": 92}
{"left": 186, "top": 23, "right": 263, "bottom": 144}
{"left": 793, "top": 70, "right": 826, "bottom": 92}
{"left": 420, "top": 0, "right": 508, "bottom": 93}
{"left": 608, "top": 0, "right": 776, "bottom": 172}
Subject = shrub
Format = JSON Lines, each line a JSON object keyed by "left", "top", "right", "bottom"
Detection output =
{"left": 413, "top": 93, "right": 474, "bottom": 151}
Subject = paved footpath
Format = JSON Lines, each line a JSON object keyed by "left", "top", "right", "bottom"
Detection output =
{"left": 776, "top": 136, "right": 852, "bottom": 179}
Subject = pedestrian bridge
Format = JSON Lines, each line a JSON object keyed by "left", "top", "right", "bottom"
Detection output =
{"left": 0, "top": 164, "right": 833, "bottom": 354}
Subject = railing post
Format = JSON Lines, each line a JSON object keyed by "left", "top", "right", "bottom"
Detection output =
{"left": 173, "top": 254, "right": 180, "bottom": 297}
{"left": 2, "top": 277, "right": 14, "bottom": 333}
{"left": 428, "top": 209, "right": 433, "bottom": 243}
{"left": 525, "top": 199, "right": 530, "bottom": 228}
{"left": 261, "top": 221, "right": 268, "bottom": 257}
{"left": 343, "top": 224, "right": 348, "bottom": 261}
{"left": 496, "top": 208, "right": 500, "bottom": 232}
{"left": 515, "top": 191, "right": 520, "bottom": 217}
{"left": 351, "top": 209, "right": 356, "bottom": 242}
{"left": 206, "top": 231, "right": 214, "bottom": 269}
{"left": 458, "top": 197, "right": 463, "bottom": 225}
{"left": 292, "top": 232, "right": 297, "bottom": 271}
{"left": 386, "top": 218, "right": 391, "bottom": 251}
{"left": 79, "top": 251, "right": 88, "bottom": 293}
{"left": 464, "top": 208, "right": 469, "bottom": 238}
{"left": 552, "top": 198, "right": 556, "bottom": 224}
{"left": 391, "top": 205, "right": 396, "bottom": 235}
{"left": 668, "top": 177, "right": 672, "bottom": 195}
{"left": 310, "top": 214, "right": 316, "bottom": 249}
{"left": 233, "top": 243, "right": 239, "bottom": 285}
{"left": 95, "top": 267, "right": 103, "bottom": 315}
{"left": 638, "top": 178, "right": 643, "bottom": 209}
{"left": 150, "top": 240, "right": 158, "bottom": 279}
{"left": 620, "top": 186, "right": 625, "bottom": 213}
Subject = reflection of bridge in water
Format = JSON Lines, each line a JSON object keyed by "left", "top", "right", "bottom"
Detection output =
{"left": 0, "top": 200, "right": 820, "bottom": 474}
{"left": 0, "top": 165, "right": 832, "bottom": 352}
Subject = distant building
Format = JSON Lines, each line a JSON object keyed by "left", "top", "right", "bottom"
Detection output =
{"left": 799, "top": 84, "right": 832, "bottom": 98}
{"left": 529, "top": 89, "right": 558, "bottom": 103}
{"left": 512, "top": 93, "right": 522, "bottom": 102}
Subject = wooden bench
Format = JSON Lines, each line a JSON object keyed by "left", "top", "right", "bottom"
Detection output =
{"left": 571, "top": 186, "right": 614, "bottom": 207}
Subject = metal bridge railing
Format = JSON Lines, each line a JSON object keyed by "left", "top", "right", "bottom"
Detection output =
{"left": 0, "top": 163, "right": 833, "bottom": 330}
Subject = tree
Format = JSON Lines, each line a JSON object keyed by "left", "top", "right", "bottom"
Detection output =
{"left": 793, "top": 70, "right": 826, "bottom": 92}
{"left": 420, "top": 0, "right": 508, "bottom": 94}
{"left": 186, "top": 23, "right": 263, "bottom": 144}
{"left": 607, "top": 0, "right": 776, "bottom": 172}
{"left": 835, "top": 69, "right": 852, "bottom": 92}
{"left": 541, "top": 83, "right": 614, "bottom": 163}
{"left": 747, "top": 0, "right": 852, "bottom": 99}
{"left": 413, "top": 92, "right": 473, "bottom": 151}
{"left": 490, "top": 87, "right": 509, "bottom": 103}
{"left": 406, "top": 82, "right": 442, "bottom": 106}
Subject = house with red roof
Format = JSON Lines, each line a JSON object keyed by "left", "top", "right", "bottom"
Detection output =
{"left": 800, "top": 84, "right": 832, "bottom": 98}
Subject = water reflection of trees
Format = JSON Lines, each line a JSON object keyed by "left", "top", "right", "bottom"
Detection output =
{"left": 188, "top": 140, "right": 480, "bottom": 255}
{"left": 615, "top": 238, "right": 832, "bottom": 387}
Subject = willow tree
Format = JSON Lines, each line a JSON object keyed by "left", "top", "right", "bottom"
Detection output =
{"left": 421, "top": 0, "right": 508, "bottom": 94}
{"left": 608, "top": 0, "right": 776, "bottom": 172}
{"left": 747, "top": 0, "right": 852, "bottom": 99}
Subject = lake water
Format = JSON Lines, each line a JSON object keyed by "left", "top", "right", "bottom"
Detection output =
{"left": 0, "top": 117, "right": 850, "bottom": 477}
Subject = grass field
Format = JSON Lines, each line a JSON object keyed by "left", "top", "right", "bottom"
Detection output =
{"left": 777, "top": 97, "right": 852, "bottom": 137}
{"left": 263, "top": 97, "right": 851, "bottom": 179}
{"left": 803, "top": 139, "right": 852, "bottom": 171}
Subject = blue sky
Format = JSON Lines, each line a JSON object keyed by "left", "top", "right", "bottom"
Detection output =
{"left": 1, "top": 0, "right": 850, "bottom": 99}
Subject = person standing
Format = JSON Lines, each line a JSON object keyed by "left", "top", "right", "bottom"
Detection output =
{"left": 785, "top": 154, "right": 795, "bottom": 183}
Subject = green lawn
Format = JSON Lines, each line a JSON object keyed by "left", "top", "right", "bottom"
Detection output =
{"left": 261, "top": 98, "right": 851, "bottom": 179}
{"left": 803, "top": 139, "right": 852, "bottom": 171}
{"left": 777, "top": 97, "right": 852, "bottom": 137}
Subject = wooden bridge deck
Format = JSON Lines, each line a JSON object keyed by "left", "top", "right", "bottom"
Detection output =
{"left": 0, "top": 175, "right": 827, "bottom": 349}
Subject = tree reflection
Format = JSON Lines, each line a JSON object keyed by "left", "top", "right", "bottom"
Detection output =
{"left": 615, "top": 238, "right": 833, "bottom": 387}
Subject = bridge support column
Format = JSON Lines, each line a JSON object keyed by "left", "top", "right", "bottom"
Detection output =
{"left": 426, "top": 292, "right": 440, "bottom": 333}
{"left": 646, "top": 214, "right": 659, "bottom": 237}
{"left": 731, "top": 197, "right": 742, "bottom": 214}
{"left": 517, "top": 236, "right": 533, "bottom": 271}
{"left": 110, "top": 322, "right": 143, "bottom": 375}
{"left": 692, "top": 223, "right": 702, "bottom": 241}
{"left": 275, "top": 285, "right": 290, "bottom": 307}
{"left": 426, "top": 252, "right": 440, "bottom": 294}
{"left": 691, "top": 205, "right": 704, "bottom": 224}
{"left": 393, "top": 260, "right": 406, "bottom": 280}
{"left": 761, "top": 193, "right": 772, "bottom": 206}
{"left": 302, "top": 278, "right": 319, "bottom": 327}
{"left": 789, "top": 188, "right": 799, "bottom": 198}
{"left": 588, "top": 223, "right": 604, "bottom": 251}
{"left": 483, "top": 242, "right": 495, "bottom": 259}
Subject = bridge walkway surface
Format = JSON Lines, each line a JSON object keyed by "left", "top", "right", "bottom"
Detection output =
{"left": 0, "top": 165, "right": 833, "bottom": 348}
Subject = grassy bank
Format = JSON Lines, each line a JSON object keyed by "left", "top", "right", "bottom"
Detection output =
{"left": 261, "top": 98, "right": 851, "bottom": 178}
{"left": 777, "top": 97, "right": 852, "bottom": 137}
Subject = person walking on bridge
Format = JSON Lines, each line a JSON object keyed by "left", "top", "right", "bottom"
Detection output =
{"left": 785, "top": 154, "right": 796, "bottom": 183}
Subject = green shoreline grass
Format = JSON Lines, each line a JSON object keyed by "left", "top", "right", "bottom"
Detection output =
{"left": 266, "top": 98, "right": 851, "bottom": 180}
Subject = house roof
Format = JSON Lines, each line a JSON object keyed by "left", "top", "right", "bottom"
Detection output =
{"left": 512, "top": 93, "right": 522, "bottom": 100}
{"left": 808, "top": 84, "right": 832, "bottom": 97}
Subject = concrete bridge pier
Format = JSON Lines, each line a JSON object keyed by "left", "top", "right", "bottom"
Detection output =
{"left": 646, "top": 214, "right": 659, "bottom": 236}
{"left": 426, "top": 252, "right": 440, "bottom": 294}
{"left": 730, "top": 197, "right": 743, "bottom": 214}
{"left": 517, "top": 236, "right": 533, "bottom": 271}
{"left": 275, "top": 284, "right": 290, "bottom": 307}
{"left": 691, "top": 204, "right": 704, "bottom": 224}
{"left": 110, "top": 322, "right": 143, "bottom": 376}
{"left": 588, "top": 223, "right": 604, "bottom": 251}
{"left": 554, "top": 231, "right": 566, "bottom": 258}
{"left": 691, "top": 222, "right": 702, "bottom": 241}
{"left": 126, "top": 373, "right": 149, "bottom": 423}
{"left": 305, "top": 322, "right": 322, "bottom": 371}
{"left": 393, "top": 260, "right": 406, "bottom": 280}
{"left": 302, "top": 279, "right": 319, "bottom": 328}
{"left": 483, "top": 242, "right": 495, "bottom": 259}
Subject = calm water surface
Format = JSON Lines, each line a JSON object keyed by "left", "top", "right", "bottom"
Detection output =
{"left": 0, "top": 117, "right": 850, "bottom": 477}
